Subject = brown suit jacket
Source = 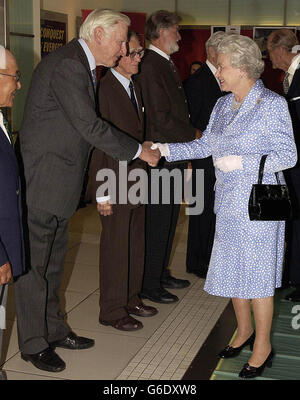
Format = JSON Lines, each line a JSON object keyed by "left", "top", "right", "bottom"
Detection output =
{"left": 89, "top": 70, "right": 146, "bottom": 209}
{"left": 136, "top": 49, "right": 196, "bottom": 143}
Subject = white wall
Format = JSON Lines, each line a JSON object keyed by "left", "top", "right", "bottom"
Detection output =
{"left": 121, "top": 0, "right": 176, "bottom": 16}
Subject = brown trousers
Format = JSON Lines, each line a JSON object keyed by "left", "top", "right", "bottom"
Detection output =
{"left": 99, "top": 205, "right": 145, "bottom": 320}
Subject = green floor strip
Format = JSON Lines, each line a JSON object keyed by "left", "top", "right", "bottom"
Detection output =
{"left": 210, "top": 288, "right": 300, "bottom": 380}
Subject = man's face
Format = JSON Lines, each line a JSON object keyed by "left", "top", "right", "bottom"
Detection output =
{"left": 161, "top": 24, "right": 181, "bottom": 55}
{"left": 117, "top": 36, "right": 143, "bottom": 79}
{"left": 96, "top": 21, "right": 128, "bottom": 67}
{"left": 0, "top": 54, "right": 21, "bottom": 108}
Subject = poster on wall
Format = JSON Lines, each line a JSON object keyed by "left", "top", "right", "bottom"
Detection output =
{"left": 41, "top": 10, "right": 68, "bottom": 58}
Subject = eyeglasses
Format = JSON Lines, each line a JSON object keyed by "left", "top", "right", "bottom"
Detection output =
{"left": 129, "top": 49, "right": 145, "bottom": 59}
{"left": 0, "top": 71, "right": 21, "bottom": 82}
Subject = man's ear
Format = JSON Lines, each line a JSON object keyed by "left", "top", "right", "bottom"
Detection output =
{"left": 94, "top": 27, "right": 104, "bottom": 45}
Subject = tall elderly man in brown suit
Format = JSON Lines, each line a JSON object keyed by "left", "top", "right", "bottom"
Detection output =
{"left": 136, "top": 11, "right": 200, "bottom": 304}
{"left": 90, "top": 31, "right": 157, "bottom": 331}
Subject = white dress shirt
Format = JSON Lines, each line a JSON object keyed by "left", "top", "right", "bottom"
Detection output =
{"left": 287, "top": 53, "right": 300, "bottom": 85}
{"left": 77, "top": 39, "right": 142, "bottom": 162}
{"left": 148, "top": 44, "right": 170, "bottom": 61}
{"left": 206, "top": 60, "right": 222, "bottom": 90}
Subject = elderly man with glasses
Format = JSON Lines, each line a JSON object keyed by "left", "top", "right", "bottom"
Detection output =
{"left": 88, "top": 31, "right": 158, "bottom": 332}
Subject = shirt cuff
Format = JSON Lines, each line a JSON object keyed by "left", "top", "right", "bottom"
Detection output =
{"left": 132, "top": 144, "right": 142, "bottom": 160}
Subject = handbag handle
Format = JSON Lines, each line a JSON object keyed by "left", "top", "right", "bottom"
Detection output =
{"left": 258, "top": 155, "right": 280, "bottom": 184}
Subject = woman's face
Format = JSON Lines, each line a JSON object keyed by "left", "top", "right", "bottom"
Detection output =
{"left": 215, "top": 53, "right": 243, "bottom": 93}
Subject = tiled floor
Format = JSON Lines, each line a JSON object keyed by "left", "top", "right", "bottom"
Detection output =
{"left": 1, "top": 204, "right": 229, "bottom": 380}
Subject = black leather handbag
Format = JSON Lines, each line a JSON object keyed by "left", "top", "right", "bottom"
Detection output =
{"left": 248, "top": 154, "right": 292, "bottom": 221}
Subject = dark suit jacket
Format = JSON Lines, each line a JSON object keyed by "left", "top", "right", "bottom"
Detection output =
{"left": 0, "top": 128, "right": 24, "bottom": 277}
{"left": 286, "top": 64, "right": 300, "bottom": 162}
{"left": 90, "top": 70, "right": 146, "bottom": 209}
{"left": 20, "top": 39, "right": 139, "bottom": 219}
{"left": 184, "top": 62, "right": 223, "bottom": 132}
{"left": 136, "top": 49, "right": 196, "bottom": 143}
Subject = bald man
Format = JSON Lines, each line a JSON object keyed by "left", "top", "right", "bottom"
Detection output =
{"left": 0, "top": 46, "right": 24, "bottom": 380}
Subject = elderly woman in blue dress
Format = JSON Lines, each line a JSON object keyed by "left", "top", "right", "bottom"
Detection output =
{"left": 153, "top": 34, "right": 297, "bottom": 379}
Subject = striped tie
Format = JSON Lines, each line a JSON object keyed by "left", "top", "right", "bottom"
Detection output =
{"left": 91, "top": 68, "right": 97, "bottom": 90}
{"left": 283, "top": 72, "right": 290, "bottom": 95}
{"left": 129, "top": 81, "right": 139, "bottom": 117}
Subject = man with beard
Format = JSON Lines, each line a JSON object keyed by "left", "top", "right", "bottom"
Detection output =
{"left": 136, "top": 10, "right": 200, "bottom": 304}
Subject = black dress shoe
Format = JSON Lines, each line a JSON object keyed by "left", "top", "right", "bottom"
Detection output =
{"left": 219, "top": 331, "right": 255, "bottom": 358}
{"left": 141, "top": 288, "right": 179, "bottom": 303}
{"left": 239, "top": 349, "right": 274, "bottom": 379}
{"left": 50, "top": 331, "right": 95, "bottom": 350}
{"left": 21, "top": 347, "right": 66, "bottom": 372}
{"left": 187, "top": 270, "right": 207, "bottom": 279}
{"left": 126, "top": 303, "right": 158, "bottom": 317}
{"left": 161, "top": 276, "right": 190, "bottom": 289}
{"left": 285, "top": 288, "right": 300, "bottom": 302}
{"left": 100, "top": 315, "right": 143, "bottom": 331}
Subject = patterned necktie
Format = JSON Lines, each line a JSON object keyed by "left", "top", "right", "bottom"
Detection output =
{"left": 1, "top": 112, "right": 14, "bottom": 147}
{"left": 129, "top": 81, "right": 139, "bottom": 117}
{"left": 91, "top": 68, "right": 97, "bottom": 90}
{"left": 283, "top": 72, "right": 290, "bottom": 95}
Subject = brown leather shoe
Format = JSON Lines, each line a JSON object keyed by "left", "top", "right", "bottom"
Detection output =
{"left": 99, "top": 315, "right": 143, "bottom": 331}
{"left": 126, "top": 303, "right": 158, "bottom": 317}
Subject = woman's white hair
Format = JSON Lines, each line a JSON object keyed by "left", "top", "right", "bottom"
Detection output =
{"left": 217, "top": 34, "right": 265, "bottom": 81}
{"left": 79, "top": 9, "right": 130, "bottom": 42}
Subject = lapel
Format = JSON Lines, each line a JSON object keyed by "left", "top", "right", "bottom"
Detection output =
{"left": 287, "top": 63, "right": 300, "bottom": 98}
{"left": 0, "top": 126, "right": 16, "bottom": 159}
{"left": 147, "top": 49, "right": 181, "bottom": 86}
{"left": 71, "top": 39, "right": 95, "bottom": 92}
{"left": 132, "top": 80, "right": 144, "bottom": 124}
{"left": 107, "top": 71, "right": 142, "bottom": 126}
{"left": 202, "top": 63, "right": 222, "bottom": 94}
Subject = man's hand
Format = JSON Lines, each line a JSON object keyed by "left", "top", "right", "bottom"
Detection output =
{"left": 0, "top": 262, "right": 12, "bottom": 285}
{"left": 97, "top": 201, "right": 113, "bottom": 216}
{"left": 195, "top": 129, "right": 202, "bottom": 139}
{"left": 139, "top": 141, "right": 161, "bottom": 167}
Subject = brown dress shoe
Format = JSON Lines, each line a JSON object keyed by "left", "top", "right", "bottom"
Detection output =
{"left": 126, "top": 303, "right": 158, "bottom": 317}
{"left": 99, "top": 315, "right": 143, "bottom": 331}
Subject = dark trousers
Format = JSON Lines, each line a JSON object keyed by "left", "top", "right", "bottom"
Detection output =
{"left": 186, "top": 158, "right": 216, "bottom": 273}
{"left": 284, "top": 166, "right": 300, "bottom": 286}
{"left": 99, "top": 205, "right": 145, "bottom": 321}
{"left": 14, "top": 207, "right": 70, "bottom": 354}
{"left": 142, "top": 163, "right": 186, "bottom": 291}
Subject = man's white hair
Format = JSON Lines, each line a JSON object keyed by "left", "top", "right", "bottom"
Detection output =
{"left": 0, "top": 45, "right": 6, "bottom": 70}
{"left": 79, "top": 9, "right": 130, "bottom": 42}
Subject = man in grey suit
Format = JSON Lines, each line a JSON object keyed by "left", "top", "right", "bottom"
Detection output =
{"left": 14, "top": 9, "right": 159, "bottom": 373}
{"left": 0, "top": 46, "right": 24, "bottom": 380}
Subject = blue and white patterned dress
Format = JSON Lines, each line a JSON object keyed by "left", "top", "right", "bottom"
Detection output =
{"left": 167, "top": 80, "right": 297, "bottom": 298}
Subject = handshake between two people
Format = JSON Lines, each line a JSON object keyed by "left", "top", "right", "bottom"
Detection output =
{"left": 139, "top": 141, "right": 172, "bottom": 166}
{"left": 138, "top": 141, "right": 161, "bottom": 167}
{"left": 138, "top": 141, "right": 244, "bottom": 171}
